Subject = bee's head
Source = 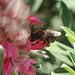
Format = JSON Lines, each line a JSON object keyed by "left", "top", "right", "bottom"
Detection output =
{"left": 45, "top": 33, "right": 56, "bottom": 43}
{"left": 49, "top": 33, "right": 56, "bottom": 43}
{"left": 45, "top": 30, "right": 61, "bottom": 43}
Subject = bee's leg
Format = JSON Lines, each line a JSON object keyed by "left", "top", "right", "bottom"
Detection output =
{"left": 42, "top": 40, "right": 45, "bottom": 48}
{"left": 30, "top": 24, "right": 35, "bottom": 41}
{"left": 46, "top": 39, "right": 50, "bottom": 43}
{"left": 31, "top": 41, "right": 39, "bottom": 46}
{"left": 45, "top": 39, "right": 50, "bottom": 47}
{"left": 31, "top": 24, "right": 35, "bottom": 37}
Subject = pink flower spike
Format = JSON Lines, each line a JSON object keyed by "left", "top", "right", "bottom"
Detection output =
{"left": 29, "top": 16, "right": 42, "bottom": 24}
{"left": 2, "top": 42, "right": 19, "bottom": 58}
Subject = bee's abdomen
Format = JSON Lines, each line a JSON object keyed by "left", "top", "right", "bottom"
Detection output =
{"left": 34, "top": 30, "right": 45, "bottom": 41}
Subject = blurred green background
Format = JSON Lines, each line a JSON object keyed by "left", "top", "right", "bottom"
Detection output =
{"left": 26, "top": 0, "right": 75, "bottom": 47}
{"left": 25, "top": 0, "right": 75, "bottom": 75}
{"left": 0, "top": 0, "right": 75, "bottom": 75}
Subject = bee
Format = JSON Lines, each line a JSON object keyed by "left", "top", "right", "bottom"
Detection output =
{"left": 29, "top": 29, "right": 61, "bottom": 50}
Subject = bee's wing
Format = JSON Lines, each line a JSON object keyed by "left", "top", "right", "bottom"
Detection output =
{"left": 46, "top": 30, "right": 61, "bottom": 36}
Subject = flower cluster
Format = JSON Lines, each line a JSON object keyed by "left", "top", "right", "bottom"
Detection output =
{"left": 0, "top": 0, "right": 30, "bottom": 46}
{"left": 0, "top": 0, "right": 43, "bottom": 75}
{"left": 2, "top": 42, "right": 37, "bottom": 75}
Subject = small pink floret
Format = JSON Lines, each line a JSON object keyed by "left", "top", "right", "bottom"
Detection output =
{"left": 12, "top": 56, "right": 38, "bottom": 75}
{"left": 29, "top": 16, "right": 42, "bottom": 24}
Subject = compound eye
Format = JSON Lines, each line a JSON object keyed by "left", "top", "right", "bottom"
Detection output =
{"left": 46, "top": 33, "right": 56, "bottom": 43}
{"left": 50, "top": 35, "right": 54, "bottom": 39}
{"left": 49, "top": 35, "right": 56, "bottom": 43}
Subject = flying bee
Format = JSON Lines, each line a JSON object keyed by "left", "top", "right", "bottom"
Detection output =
{"left": 29, "top": 29, "right": 61, "bottom": 50}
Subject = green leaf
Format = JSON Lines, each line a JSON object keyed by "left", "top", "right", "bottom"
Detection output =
{"left": 39, "top": 62, "right": 53, "bottom": 74}
{"left": 12, "top": 71, "right": 18, "bottom": 75}
{"left": 61, "top": 0, "right": 75, "bottom": 12}
{"left": 60, "top": 1, "right": 75, "bottom": 31}
{"left": 31, "top": 0, "right": 43, "bottom": 13}
{"left": 45, "top": 41, "right": 75, "bottom": 66}
{"left": 50, "top": 52, "right": 72, "bottom": 66}
{"left": 52, "top": 67, "right": 72, "bottom": 75}
{"left": 67, "top": 51, "right": 75, "bottom": 66}
{"left": 61, "top": 63, "right": 75, "bottom": 75}
{"left": 45, "top": 41, "right": 75, "bottom": 54}
{"left": 0, "top": 46, "right": 4, "bottom": 73}
{"left": 60, "top": 26, "right": 75, "bottom": 42}
{"left": 51, "top": 72, "right": 71, "bottom": 75}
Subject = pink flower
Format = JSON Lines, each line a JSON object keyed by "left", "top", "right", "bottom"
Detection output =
{"left": 29, "top": 16, "right": 42, "bottom": 24}
{"left": 2, "top": 42, "right": 37, "bottom": 75}
{"left": 16, "top": 26, "right": 31, "bottom": 52}
{"left": 2, "top": 42, "right": 19, "bottom": 75}
{"left": 12, "top": 55, "right": 38, "bottom": 75}
{"left": 0, "top": 0, "right": 30, "bottom": 47}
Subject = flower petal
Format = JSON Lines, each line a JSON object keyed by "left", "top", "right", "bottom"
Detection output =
{"left": 17, "top": 61, "right": 30, "bottom": 73}
{"left": 24, "top": 39, "right": 31, "bottom": 52}
{"left": 12, "top": 55, "right": 30, "bottom": 73}
{"left": 4, "top": 59, "right": 12, "bottom": 75}
{"left": 29, "top": 16, "right": 42, "bottom": 24}
{"left": 27, "top": 59, "right": 38, "bottom": 64}
{"left": 12, "top": 55, "right": 37, "bottom": 74}
{"left": 25, "top": 26, "right": 29, "bottom": 34}
{"left": 26, "top": 65, "right": 36, "bottom": 75}
{"left": 2, "top": 42, "right": 19, "bottom": 58}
